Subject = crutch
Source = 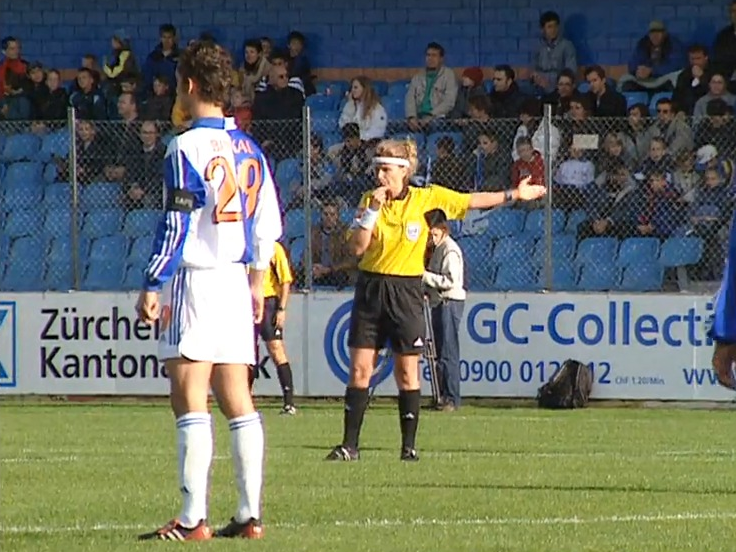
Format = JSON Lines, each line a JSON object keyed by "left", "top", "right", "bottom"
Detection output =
{"left": 422, "top": 295, "right": 441, "bottom": 406}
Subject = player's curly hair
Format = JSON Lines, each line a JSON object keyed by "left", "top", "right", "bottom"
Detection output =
{"left": 374, "top": 138, "right": 419, "bottom": 180}
{"left": 177, "top": 39, "right": 233, "bottom": 107}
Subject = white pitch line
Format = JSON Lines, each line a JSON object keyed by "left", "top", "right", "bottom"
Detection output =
{"left": 2, "top": 511, "right": 736, "bottom": 535}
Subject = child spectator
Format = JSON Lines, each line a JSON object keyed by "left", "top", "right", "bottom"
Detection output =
{"left": 511, "top": 97, "right": 560, "bottom": 164}
{"left": 287, "top": 31, "right": 314, "bottom": 96}
{"left": 694, "top": 144, "right": 736, "bottom": 197}
{"left": 511, "top": 136, "right": 545, "bottom": 187}
{"left": 597, "top": 132, "right": 635, "bottom": 173}
{"left": 450, "top": 66, "right": 486, "bottom": 119}
{"left": 40, "top": 69, "right": 69, "bottom": 121}
{"left": 0, "top": 36, "right": 30, "bottom": 120}
{"left": 326, "top": 123, "right": 371, "bottom": 204}
{"left": 82, "top": 54, "right": 101, "bottom": 86}
{"left": 25, "top": 62, "right": 49, "bottom": 120}
{"left": 636, "top": 170, "right": 682, "bottom": 238}
{"left": 69, "top": 68, "right": 107, "bottom": 120}
{"left": 672, "top": 150, "right": 699, "bottom": 204}
{"left": 141, "top": 75, "right": 174, "bottom": 121}
{"left": 472, "top": 131, "right": 512, "bottom": 192}
{"left": 634, "top": 137, "right": 675, "bottom": 182}
{"left": 553, "top": 145, "right": 595, "bottom": 210}
{"left": 103, "top": 29, "right": 139, "bottom": 95}
{"left": 429, "top": 136, "right": 466, "bottom": 191}
{"left": 689, "top": 167, "right": 732, "bottom": 279}
{"left": 579, "top": 160, "right": 640, "bottom": 239}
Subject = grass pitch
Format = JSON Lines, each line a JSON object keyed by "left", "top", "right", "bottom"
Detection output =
{"left": 1, "top": 402, "right": 735, "bottom": 552}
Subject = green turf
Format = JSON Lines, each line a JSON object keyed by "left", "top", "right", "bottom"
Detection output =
{"left": 1, "top": 403, "right": 735, "bottom": 552}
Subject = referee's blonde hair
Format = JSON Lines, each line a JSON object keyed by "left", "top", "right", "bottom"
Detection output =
{"left": 374, "top": 138, "right": 419, "bottom": 181}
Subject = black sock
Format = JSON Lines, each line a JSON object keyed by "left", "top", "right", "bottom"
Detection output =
{"left": 342, "top": 387, "right": 369, "bottom": 450}
{"left": 276, "top": 362, "right": 294, "bottom": 406}
{"left": 398, "top": 389, "right": 420, "bottom": 450}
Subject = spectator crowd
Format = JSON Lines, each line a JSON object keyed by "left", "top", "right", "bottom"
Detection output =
{"left": 3, "top": 4, "right": 736, "bottom": 288}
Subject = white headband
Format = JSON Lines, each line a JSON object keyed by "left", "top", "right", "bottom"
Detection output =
{"left": 372, "top": 156, "right": 410, "bottom": 168}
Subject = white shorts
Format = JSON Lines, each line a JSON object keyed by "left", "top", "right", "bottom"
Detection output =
{"left": 158, "top": 264, "right": 255, "bottom": 365}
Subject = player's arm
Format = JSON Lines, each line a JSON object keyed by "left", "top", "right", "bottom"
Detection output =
{"left": 347, "top": 193, "right": 373, "bottom": 257}
{"left": 142, "top": 140, "right": 206, "bottom": 292}
{"left": 248, "top": 152, "right": 283, "bottom": 283}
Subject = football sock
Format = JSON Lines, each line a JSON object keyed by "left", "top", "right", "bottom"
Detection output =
{"left": 342, "top": 387, "right": 369, "bottom": 450}
{"left": 176, "top": 412, "right": 213, "bottom": 528}
{"left": 398, "top": 389, "right": 420, "bottom": 450}
{"left": 276, "top": 362, "right": 294, "bottom": 406}
{"left": 229, "top": 412, "right": 264, "bottom": 523}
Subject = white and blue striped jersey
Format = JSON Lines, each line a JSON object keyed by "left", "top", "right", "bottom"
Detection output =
{"left": 143, "top": 117, "right": 282, "bottom": 291}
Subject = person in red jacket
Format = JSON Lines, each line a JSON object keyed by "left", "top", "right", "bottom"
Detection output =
{"left": 511, "top": 136, "right": 545, "bottom": 187}
{"left": 0, "top": 36, "right": 30, "bottom": 119}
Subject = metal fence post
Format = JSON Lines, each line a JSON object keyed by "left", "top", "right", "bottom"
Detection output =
{"left": 301, "top": 106, "right": 313, "bottom": 292}
{"left": 542, "top": 103, "right": 554, "bottom": 291}
{"left": 66, "top": 107, "right": 81, "bottom": 290}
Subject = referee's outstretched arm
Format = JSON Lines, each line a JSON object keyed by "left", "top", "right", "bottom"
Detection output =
{"left": 326, "top": 138, "right": 546, "bottom": 463}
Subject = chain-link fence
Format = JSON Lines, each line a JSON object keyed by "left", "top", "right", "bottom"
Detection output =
{"left": 0, "top": 105, "right": 731, "bottom": 293}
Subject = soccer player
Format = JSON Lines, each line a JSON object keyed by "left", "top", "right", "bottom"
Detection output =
{"left": 325, "top": 138, "right": 545, "bottom": 462}
{"left": 135, "top": 39, "right": 282, "bottom": 541}
{"left": 708, "top": 209, "right": 736, "bottom": 391}
{"left": 254, "top": 240, "right": 297, "bottom": 415}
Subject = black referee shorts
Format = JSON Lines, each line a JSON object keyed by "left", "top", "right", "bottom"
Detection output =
{"left": 347, "top": 271, "right": 425, "bottom": 355}
{"left": 259, "top": 296, "right": 283, "bottom": 342}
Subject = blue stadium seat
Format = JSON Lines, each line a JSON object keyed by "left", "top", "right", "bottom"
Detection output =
{"left": 42, "top": 162, "right": 58, "bottom": 183}
{"left": 623, "top": 91, "right": 649, "bottom": 109}
{"left": 574, "top": 237, "right": 619, "bottom": 266}
{"left": 35, "top": 129, "right": 71, "bottom": 161}
{"left": 122, "top": 264, "right": 145, "bottom": 291}
{"left": 516, "top": 79, "right": 536, "bottom": 96}
{"left": 3, "top": 210, "right": 42, "bottom": 238}
{"left": 318, "top": 132, "right": 342, "bottom": 149}
{"left": 3, "top": 161, "right": 43, "bottom": 187}
{"left": 649, "top": 91, "right": 672, "bottom": 112}
{"left": 122, "top": 209, "right": 160, "bottom": 237}
{"left": 82, "top": 260, "right": 126, "bottom": 291}
{"left": 80, "top": 182, "right": 122, "bottom": 211}
{"left": 523, "top": 208, "right": 566, "bottom": 236}
{"left": 426, "top": 132, "right": 463, "bottom": 157}
{"left": 577, "top": 262, "right": 619, "bottom": 291}
{"left": 275, "top": 158, "right": 301, "bottom": 187}
{"left": 577, "top": 82, "right": 590, "bottom": 93}
{"left": 288, "top": 236, "right": 306, "bottom": 268}
{"left": 315, "top": 80, "right": 348, "bottom": 97}
{"left": 492, "top": 262, "right": 537, "bottom": 291}
{"left": 0, "top": 235, "right": 10, "bottom": 261}
{"left": 491, "top": 236, "right": 534, "bottom": 264}
{"left": 0, "top": 133, "right": 41, "bottom": 162}
{"left": 390, "top": 132, "right": 425, "bottom": 148}
{"left": 306, "top": 94, "right": 338, "bottom": 112}
{"left": 387, "top": 80, "right": 410, "bottom": 97}
{"left": 44, "top": 183, "right": 72, "bottom": 208}
{"left": 370, "top": 80, "right": 388, "bottom": 96}
{"left": 44, "top": 261, "right": 74, "bottom": 291}
{"left": 484, "top": 80, "right": 494, "bottom": 93}
{"left": 128, "top": 235, "right": 153, "bottom": 266}
{"left": 658, "top": 237, "right": 703, "bottom": 267}
{"left": 1, "top": 261, "right": 43, "bottom": 291}
{"left": 311, "top": 112, "right": 340, "bottom": 134}
{"left": 10, "top": 236, "right": 48, "bottom": 263}
{"left": 618, "top": 264, "right": 664, "bottom": 291}
{"left": 616, "top": 237, "right": 660, "bottom": 267}
{"left": 536, "top": 263, "right": 577, "bottom": 291}
{"left": 565, "top": 209, "right": 587, "bottom": 234}
{"left": 532, "top": 234, "right": 576, "bottom": 266}
{"left": 383, "top": 96, "right": 405, "bottom": 120}
{"left": 3, "top": 183, "right": 42, "bottom": 210}
{"left": 284, "top": 209, "right": 306, "bottom": 239}
{"left": 484, "top": 208, "right": 526, "bottom": 238}
{"left": 43, "top": 209, "right": 75, "bottom": 237}
{"left": 89, "top": 235, "right": 129, "bottom": 262}
{"left": 48, "top": 236, "right": 89, "bottom": 264}
{"left": 0, "top": 162, "right": 5, "bottom": 182}
{"left": 82, "top": 209, "right": 123, "bottom": 238}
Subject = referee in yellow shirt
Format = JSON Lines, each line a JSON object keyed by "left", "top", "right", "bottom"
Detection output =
{"left": 257, "top": 241, "right": 297, "bottom": 415}
{"left": 325, "top": 138, "right": 546, "bottom": 462}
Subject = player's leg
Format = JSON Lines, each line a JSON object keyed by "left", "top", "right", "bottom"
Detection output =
{"left": 211, "top": 365, "right": 265, "bottom": 539}
{"left": 326, "top": 275, "right": 383, "bottom": 461}
{"left": 139, "top": 269, "right": 215, "bottom": 541}
{"left": 386, "top": 277, "right": 425, "bottom": 461}
{"left": 261, "top": 297, "right": 295, "bottom": 414}
{"left": 208, "top": 265, "right": 264, "bottom": 540}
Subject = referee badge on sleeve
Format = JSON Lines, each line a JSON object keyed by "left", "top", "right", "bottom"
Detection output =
{"left": 406, "top": 222, "right": 421, "bottom": 242}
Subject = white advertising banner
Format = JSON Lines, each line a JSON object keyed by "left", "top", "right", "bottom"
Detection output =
{"left": 0, "top": 291, "right": 733, "bottom": 401}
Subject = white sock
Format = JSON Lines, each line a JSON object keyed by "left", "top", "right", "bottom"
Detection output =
{"left": 229, "top": 412, "right": 264, "bottom": 523}
{"left": 176, "top": 412, "right": 213, "bottom": 528}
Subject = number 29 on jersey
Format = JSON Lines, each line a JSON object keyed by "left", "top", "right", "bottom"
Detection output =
{"left": 204, "top": 156, "right": 263, "bottom": 224}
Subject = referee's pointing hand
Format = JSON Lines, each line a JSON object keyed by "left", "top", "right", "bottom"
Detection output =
{"left": 517, "top": 176, "right": 547, "bottom": 201}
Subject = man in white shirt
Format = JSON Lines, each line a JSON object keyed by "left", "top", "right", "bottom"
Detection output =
{"left": 422, "top": 209, "right": 466, "bottom": 412}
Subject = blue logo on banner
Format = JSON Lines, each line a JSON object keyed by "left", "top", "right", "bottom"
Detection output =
{"left": 0, "top": 301, "right": 18, "bottom": 388}
{"left": 324, "top": 300, "right": 394, "bottom": 386}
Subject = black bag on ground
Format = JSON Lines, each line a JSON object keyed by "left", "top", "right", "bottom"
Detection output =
{"left": 536, "top": 359, "right": 593, "bottom": 409}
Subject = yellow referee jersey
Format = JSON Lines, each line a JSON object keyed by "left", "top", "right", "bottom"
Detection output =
{"left": 353, "top": 184, "right": 470, "bottom": 277}
{"left": 263, "top": 242, "right": 294, "bottom": 298}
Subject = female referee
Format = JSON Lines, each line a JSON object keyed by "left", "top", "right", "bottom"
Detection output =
{"left": 325, "top": 138, "right": 546, "bottom": 462}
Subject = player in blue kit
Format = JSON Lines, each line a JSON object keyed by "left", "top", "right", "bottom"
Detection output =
{"left": 707, "top": 210, "right": 736, "bottom": 391}
{"left": 135, "top": 39, "right": 282, "bottom": 541}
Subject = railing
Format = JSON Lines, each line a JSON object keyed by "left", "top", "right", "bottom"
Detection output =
{"left": 0, "top": 106, "right": 729, "bottom": 293}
